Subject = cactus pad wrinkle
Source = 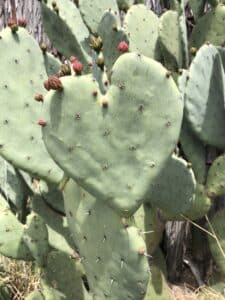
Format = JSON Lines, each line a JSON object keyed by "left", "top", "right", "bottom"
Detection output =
{"left": 0, "top": 28, "right": 63, "bottom": 184}
{"left": 64, "top": 180, "right": 150, "bottom": 300}
{"left": 124, "top": 4, "right": 159, "bottom": 59}
{"left": 43, "top": 53, "right": 183, "bottom": 216}
{"left": 79, "top": 0, "right": 120, "bottom": 34}
{"left": 184, "top": 44, "right": 225, "bottom": 149}
{"left": 41, "top": 250, "right": 91, "bottom": 300}
{"left": 146, "top": 155, "right": 196, "bottom": 217}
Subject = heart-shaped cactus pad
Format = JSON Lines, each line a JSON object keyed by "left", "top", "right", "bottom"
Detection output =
{"left": 43, "top": 53, "right": 183, "bottom": 216}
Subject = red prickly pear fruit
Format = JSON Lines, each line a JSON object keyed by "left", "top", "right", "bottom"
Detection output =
{"left": 38, "top": 119, "right": 46, "bottom": 127}
{"left": 34, "top": 93, "right": 44, "bottom": 102}
{"left": 70, "top": 56, "right": 77, "bottom": 63}
{"left": 117, "top": 41, "right": 129, "bottom": 53}
{"left": 48, "top": 76, "right": 63, "bottom": 90}
{"left": 18, "top": 18, "right": 27, "bottom": 28}
{"left": 72, "top": 60, "right": 83, "bottom": 75}
{"left": 44, "top": 76, "right": 63, "bottom": 91}
{"left": 137, "top": 247, "right": 145, "bottom": 255}
{"left": 8, "top": 18, "right": 18, "bottom": 33}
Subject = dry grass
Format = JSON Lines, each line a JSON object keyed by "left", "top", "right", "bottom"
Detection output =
{"left": 0, "top": 256, "right": 41, "bottom": 300}
{"left": 170, "top": 284, "right": 225, "bottom": 300}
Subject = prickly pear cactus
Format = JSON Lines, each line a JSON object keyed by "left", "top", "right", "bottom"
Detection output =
{"left": 64, "top": 179, "right": 150, "bottom": 299}
{"left": 79, "top": 0, "right": 120, "bottom": 34}
{"left": 98, "top": 11, "right": 129, "bottom": 74}
{"left": 0, "top": 27, "right": 63, "bottom": 184}
{"left": 42, "top": 53, "right": 183, "bottom": 216}
{"left": 207, "top": 154, "right": 225, "bottom": 197}
{"left": 190, "top": 4, "right": 225, "bottom": 48}
{"left": 146, "top": 155, "right": 196, "bottom": 217}
{"left": 41, "top": 250, "right": 91, "bottom": 300}
{"left": 41, "top": 0, "right": 91, "bottom": 69}
{"left": 208, "top": 209, "right": 225, "bottom": 275}
{"left": 184, "top": 44, "right": 225, "bottom": 149}
{"left": 124, "top": 4, "right": 159, "bottom": 59}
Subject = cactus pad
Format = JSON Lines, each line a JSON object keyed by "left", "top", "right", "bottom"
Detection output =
{"left": 41, "top": 250, "right": 91, "bottom": 300}
{"left": 184, "top": 44, "right": 225, "bottom": 149}
{"left": 146, "top": 155, "right": 196, "bottom": 217}
{"left": 207, "top": 154, "right": 225, "bottom": 197}
{"left": 0, "top": 28, "right": 63, "bottom": 184}
{"left": 79, "top": 0, "right": 120, "bottom": 34}
{"left": 41, "top": 0, "right": 91, "bottom": 68}
{"left": 124, "top": 4, "right": 159, "bottom": 59}
{"left": 190, "top": 4, "right": 225, "bottom": 48}
{"left": 64, "top": 180, "right": 150, "bottom": 299}
{"left": 43, "top": 53, "right": 183, "bottom": 216}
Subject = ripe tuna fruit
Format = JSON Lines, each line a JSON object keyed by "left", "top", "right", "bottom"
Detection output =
{"left": 38, "top": 119, "right": 46, "bottom": 127}
{"left": 117, "top": 41, "right": 129, "bottom": 53}
{"left": 44, "top": 76, "right": 63, "bottom": 91}
{"left": 72, "top": 60, "right": 83, "bottom": 75}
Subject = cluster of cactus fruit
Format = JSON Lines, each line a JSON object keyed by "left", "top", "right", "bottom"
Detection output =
{"left": 1, "top": 0, "right": 225, "bottom": 299}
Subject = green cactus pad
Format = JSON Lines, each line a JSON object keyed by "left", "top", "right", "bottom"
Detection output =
{"left": 158, "top": 10, "right": 184, "bottom": 70}
{"left": 144, "top": 249, "right": 172, "bottom": 300}
{"left": 161, "top": 184, "right": 211, "bottom": 221}
{"left": 25, "top": 291, "right": 44, "bottom": 300}
{"left": 123, "top": 4, "right": 159, "bottom": 59}
{"left": 38, "top": 180, "right": 65, "bottom": 214}
{"left": 43, "top": 53, "right": 183, "bottom": 216}
{"left": 190, "top": 4, "right": 225, "bottom": 48}
{"left": 43, "top": 52, "right": 61, "bottom": 76}
{"left": 23, "top": 213, "right": 49, "bottom": 266}
{"left": 32, "top": 195, "right": 74, "bottom": 256}
{"left": 41, "top": 0, "right": 91, "bottom": 69}
{"left": 0, "top": 196, "right": 33, "bottom": 260}
{"left": 41, "top": 250, "right": 91, "bottom": 300}
{"left": 98, "top": 12, "right": 129, "bottom": 74}
{"left": 180, "top": 119, "right": 207, "bottom": 184}
{"left": 0, "top": 156, "right": 31, "bottom": 209}
{"left": 184, "top": 184, "right": 211, "bottom": 220}
{"left": 146, "top": 155, "right": 196, "bottom": 216}
{"left": 0, "top": 28, "right": 63, "bottom": 184}
{"left": 206, "top": 154, "right": 225, "bottom": 197}
{"left": 184, "top": 44, "right": 225, "bottom": 149}
{"left": 134, "top": 204, "right": 165, "bottom": 255}
{"left": 79, "top": 0, "right": 120, "bottom": 34}
{"left": 189, "top": 0, "right": 206, "bottom": 20}
{"left": 64, "top": 180, "right": 150, "bottom": 299}
{"left": 208, "top": 209, "right": 225, "bottom": 275}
